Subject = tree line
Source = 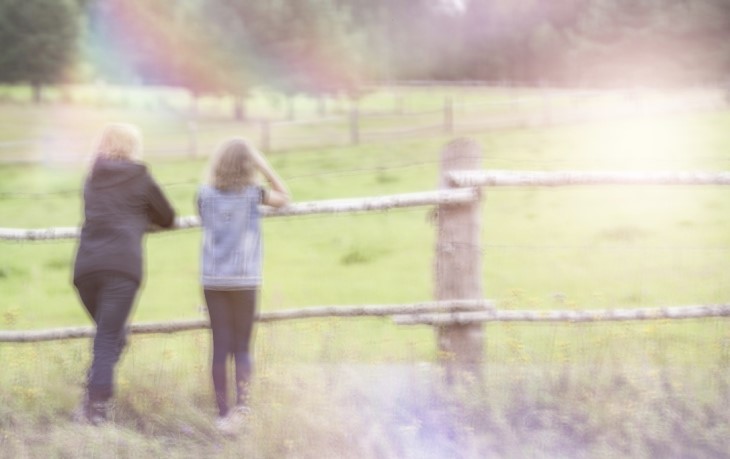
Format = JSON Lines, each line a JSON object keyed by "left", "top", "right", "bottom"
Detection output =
{"left": 1, "top": 0, "right": 729, "bottom": 105}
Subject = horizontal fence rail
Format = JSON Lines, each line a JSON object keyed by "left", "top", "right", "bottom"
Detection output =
{"left": 0, "top": 188, "right": 480, "bottom": 241}
{"left": 0, "top": 300, "right": 494, "bottom": 343}
{"left": 449, "top": 170, "right": 730, "bottom": 188}
{"left": 394, "top": 304, "right": 730, "bottom": 325}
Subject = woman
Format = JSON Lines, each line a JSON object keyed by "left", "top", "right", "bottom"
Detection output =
{"left": 197, "top": 138, "right": 289, "bottom": 433}
{"left": 73, "top": 123, "right": 176, "bottom": 424}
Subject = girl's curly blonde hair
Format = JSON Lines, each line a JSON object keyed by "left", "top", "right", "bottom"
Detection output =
{"left": 208, "top": 138, "right": 257, "bottom": 191}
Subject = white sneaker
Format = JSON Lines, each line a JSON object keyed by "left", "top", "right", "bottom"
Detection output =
{"left": 215, "top": 406, "right": 251, "bottom": 436}
{"left": 71, "top": 395, "right": 108, "bottom": 426}
{"left": 215, "top": 415, "right": 236, "bottom": 436}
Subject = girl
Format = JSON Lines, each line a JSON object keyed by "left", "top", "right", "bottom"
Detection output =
{"left": 197, "top": 138, "right": 290, "bottom": 432}
{"left": 73, "top": 123, "right": 176, "bottom": 424}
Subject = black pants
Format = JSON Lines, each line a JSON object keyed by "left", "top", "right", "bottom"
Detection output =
{"left": 204, "top": 289, "right": 257, "bottom": 417}
{"left": 75, "top": 271, "right": 139, "bottom": 402}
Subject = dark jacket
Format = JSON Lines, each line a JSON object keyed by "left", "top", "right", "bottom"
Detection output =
{"left": 73, "top": 158, "right": 175, "bottom": 284}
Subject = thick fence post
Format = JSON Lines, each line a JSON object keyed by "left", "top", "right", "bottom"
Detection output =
{"left": 435, "top": 138, "right": 484, "bottom": 378}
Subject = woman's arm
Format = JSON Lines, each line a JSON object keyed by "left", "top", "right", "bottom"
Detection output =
{"left": 146, "top": 174, "right": 176, "bottom": 227}
{"left": 251, "top": 150, "right": 291, "bottom": 208}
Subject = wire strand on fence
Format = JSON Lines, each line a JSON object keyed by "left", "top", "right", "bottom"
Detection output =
{"left": 283, "top": 160, "right": 439, "bottom": 181}
{"left": 0, "top": 159, "right": 441, "bottom": 199}
{"left": 362, "top": 124, "right": 445, "bottom": 140}
{"left": 0, "top": 156, "right": 439, "bottom": 200}
{"left": 0, "top": 299, "right": 494, "bottom": 343}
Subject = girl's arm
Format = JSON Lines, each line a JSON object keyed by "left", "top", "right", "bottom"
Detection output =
{"left": 252, "top": 149, "right": 290, "bottom": 208}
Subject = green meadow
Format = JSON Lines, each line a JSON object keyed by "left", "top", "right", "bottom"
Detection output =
{"left": 1, "top": 89, "right": 729, "bottom": 457}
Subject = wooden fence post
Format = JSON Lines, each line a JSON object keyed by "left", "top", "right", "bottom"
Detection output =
{"left": 187, "top": 121, "right": 198, "bottom": 159}
{"left": 443, "top": 96, "right": 454, "bottom": 134}
{"left": 286, "top": 96, "right": 295, "bottom": 121}
{"left": 261, "top": 120, "right": 271, "bottom": 153}
{"left": 541, "top": 85, "right": 552, "bottom": 126}
{"left": 233, "top": 96, "right": 247, "bottom": 122}
{"left": 395, "top": 94, "right": 404, "bottom": 115}
{"left": 349, "top": 106, "right": 360, "bottom": 145}
{"left": 435, "top": 138, "right": 484, "bottom": 379}
{"left": 40, "top": 134, "right": 53, "bottom": 167}
{"left": 317, "top": 96, "right": 327, "bottom": 117}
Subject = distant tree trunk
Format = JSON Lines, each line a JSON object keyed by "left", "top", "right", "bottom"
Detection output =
{"left": 31, "top": 82, "right": 43, "bottom": 104}
{"left": 286, "top": 96, "right": 295, "bottom": 121}
{"left": 349, "top": 105, "right": 359, "bottom": 145}
{"left": 233, "top": 96, "right": 247, "bottom": 121}
{"left": 317, "top": 95, "right": 326, "bottom": 117}
{"left": 189, "top": 91, "right": 199, "bottom": 118}
{"left": 60, "top": 85, "right": 72, "bottom": 104}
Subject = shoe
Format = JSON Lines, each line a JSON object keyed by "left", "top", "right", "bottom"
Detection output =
{"left": 71, "top": 394, "right": 108, "bottom": 426}
{"left": 231, "top": 405, "right": 252, "bottom": 424}
{"left": 87, "top": 400, "right": 109, "bottom": 426}
{"left": 215, "top": 415, "right": 238, "bottom": 436}
{"left": 215, "top": 405, "right": 251, "bottom": 436}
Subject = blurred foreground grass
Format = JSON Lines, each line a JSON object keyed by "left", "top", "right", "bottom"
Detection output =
{"left": 0, "top": 325, "right": 728, "bottom": 458}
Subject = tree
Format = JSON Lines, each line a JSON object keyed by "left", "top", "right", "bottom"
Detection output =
{"left": 85, "top": 0, "right": 232, "bottom": 117}
{"left": 269, "top": 0, "right": 369, "bottom": 101}
{"left": 73, "top": 0, "right": 730, "bottom": 98}
{"left": 565, "top": 0, "right": 711, "bottom": 86}
{"left": 0, "top": 0, "right": 80, "bottom": 102}
{"left": 206, "top": 0, "right": 370, "bottom": 119}
{"left": 334, "top": 0, "right": 441, "bottom": 82}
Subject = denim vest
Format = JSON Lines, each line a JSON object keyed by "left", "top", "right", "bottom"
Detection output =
{"left": 198, "top": 185, "right": 262, "bottom": 289}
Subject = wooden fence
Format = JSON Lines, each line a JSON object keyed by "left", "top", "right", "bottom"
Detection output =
{"left": 2, "top": 139, "right": 730, "bottom": 368}
{"left": 0, "top": 86, "right": 725, "bottom": 164}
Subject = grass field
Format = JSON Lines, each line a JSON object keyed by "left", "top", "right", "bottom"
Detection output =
{"left": 1, "top": 87, "right": 730, "bottom": 457}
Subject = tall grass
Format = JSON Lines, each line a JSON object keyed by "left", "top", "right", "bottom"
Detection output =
{"left": 1, "top": 323, "right": 728, "bottom": 458}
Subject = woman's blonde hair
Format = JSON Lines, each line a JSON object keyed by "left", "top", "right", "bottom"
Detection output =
{"left": 92, "top": 123, "right": 143, "bottom": 162}
{"left": 208, "top": 137, "right": 257, "bottom": 191}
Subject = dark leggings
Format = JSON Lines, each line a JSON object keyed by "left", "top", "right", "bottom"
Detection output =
{"left": 75, "top": 272, "right": 139, "bottom": 402}
{"left": 204, "top": 289, "right": 257, "bottom": 417}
